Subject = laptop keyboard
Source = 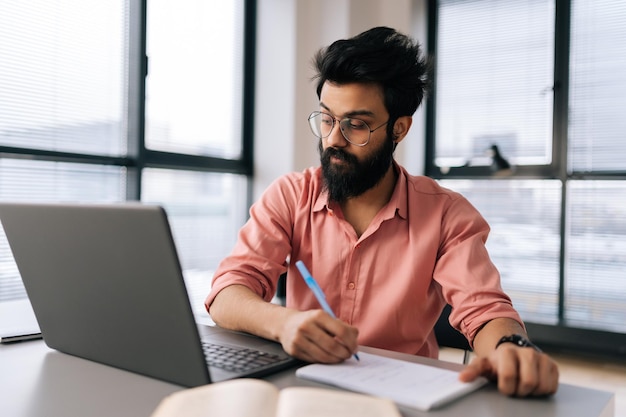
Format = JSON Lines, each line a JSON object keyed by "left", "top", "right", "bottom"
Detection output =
{"left": 202, "top": 342, "right": 288, "bottom": 373}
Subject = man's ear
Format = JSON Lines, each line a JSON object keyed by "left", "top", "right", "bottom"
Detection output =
{"left": 392, "top": 116, "right": 413, "bottom": 143}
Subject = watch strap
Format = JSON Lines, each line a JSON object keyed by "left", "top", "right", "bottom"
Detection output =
{"left": 495, "top": 334, "right": 542, "bottom": 352}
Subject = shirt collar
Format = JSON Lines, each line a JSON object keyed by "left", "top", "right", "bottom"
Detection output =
{"left": 312, "top": 168, "right": 329, "bottom": 213}
{"left": 382, "top": 161, "right": 408, "bottom": 220}
{"left": 311, "top": 162, "right": 408, "bottom": 220}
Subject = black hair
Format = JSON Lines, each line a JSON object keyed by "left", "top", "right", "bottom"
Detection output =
{"left": 312, "top": 27, "right": 431, "bottom": 139}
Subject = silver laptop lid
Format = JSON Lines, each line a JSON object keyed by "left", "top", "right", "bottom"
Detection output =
{"left": 0, "top": 202, "right": 211, "bottom": 386}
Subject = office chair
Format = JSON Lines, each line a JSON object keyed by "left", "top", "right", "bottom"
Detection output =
{"left": 276, "top": 272, "right": 288, "bottom": 305}
{"left": 434, "top": 304, "right": 472, "bottom": 364}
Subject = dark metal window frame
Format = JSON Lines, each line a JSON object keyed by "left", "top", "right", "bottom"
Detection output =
{"left": 0, "top": 0, "right": 257, "bottom": 202}
{"left": 425, "top": 0, "right": 626, "bottom": 359}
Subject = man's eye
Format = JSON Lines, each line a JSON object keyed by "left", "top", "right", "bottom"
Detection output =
{"left": 348, "top": 119, "right": 367, "bottom": 130}
{"left": 320, "top": 116, "right": 333, "bottom": 125}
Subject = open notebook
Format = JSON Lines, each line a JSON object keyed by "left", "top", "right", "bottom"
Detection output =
{"left": 296, "top": 351, "right": 488, "bottom": 411}
{"left": 0, "top": 202, "right": 299, "bottom": 386}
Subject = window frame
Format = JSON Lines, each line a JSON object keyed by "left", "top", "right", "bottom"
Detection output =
{"left": 0, "top": 0, "right": 256, "bottom": 303}
{"left": 0, "top": 0, "right": 255, "bottom": 200}
{"left": 425, "top": 0, "right": 626, "bottom": 359}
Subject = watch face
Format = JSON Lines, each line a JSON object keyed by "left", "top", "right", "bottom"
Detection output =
{"left": 511, "top": 335, "right": 528, "bottom": 346}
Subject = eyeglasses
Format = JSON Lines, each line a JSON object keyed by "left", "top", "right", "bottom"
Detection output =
{"left": 307, "top": 111, "right": 388, "bottom": 147}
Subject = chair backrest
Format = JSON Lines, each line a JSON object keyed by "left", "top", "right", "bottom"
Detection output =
{"left": 434, "top": 304, "right": 472, "bottom": 363}
{"left": 276, "top": 272, "right": 287, "bottom": 305}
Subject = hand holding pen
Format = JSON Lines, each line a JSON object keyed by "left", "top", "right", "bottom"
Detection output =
{"left": 295, "top": 260, "right": 360, "bottom": 361}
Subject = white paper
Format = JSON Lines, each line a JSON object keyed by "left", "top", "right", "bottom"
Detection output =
{"left": 295, "top": 351, "right": 487, "bottom": 411}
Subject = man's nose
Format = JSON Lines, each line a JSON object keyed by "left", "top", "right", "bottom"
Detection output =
{"left": 324, "top": 121, "right": 348, "bottom": 148}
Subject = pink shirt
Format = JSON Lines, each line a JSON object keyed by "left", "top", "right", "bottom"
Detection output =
{"left": 206, "top": 164, "right": 523, "bottom": 358}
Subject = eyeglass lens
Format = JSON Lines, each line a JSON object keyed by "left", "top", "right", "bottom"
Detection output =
{"left": 308, "top": 112, "right": 372, "bottom": 145}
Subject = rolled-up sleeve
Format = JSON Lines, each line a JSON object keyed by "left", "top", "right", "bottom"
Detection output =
{"left": 204, "top": 174, "right": 301, "bottom": 309}
{"left": 433, "top": 194, "right": 524, "bottom": 346}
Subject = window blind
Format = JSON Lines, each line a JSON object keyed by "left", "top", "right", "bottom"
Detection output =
{"left": 439, "top": 179, "right": 562, "bottom": 325}
{"left": 435, "top": 0, "right": 555, "bottom": 168}
{"left": 141, "top": 168, "right": 247, "bottom": 319}
{"left": 0, "top": 0, "right": 127, "bottom": 156}
{"left": 434, "top": 0, "right": 626, "bottom": 336}
{"left": 0, "top": 1, "right": 128, "bottom": 303}
{"left": 145, "top": 0, "right": 245, "bottom": 159}
{"left": 0, "top": 1, "right": 253, "bottom": 327}
{"left": 142, "top": 1, "right": 250, "bottom": 319}
{"left": 0, "top": 159, "right": 126, "bottom": 301}
{"left": 566, "top": 181, "right": 626, "bottom": 333}
{"left": 568, "top": 0, "right": 626, "bottom": 172}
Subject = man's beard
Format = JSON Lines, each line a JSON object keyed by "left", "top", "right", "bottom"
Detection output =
{"left": 319, "top": 136, "right": 395, "bottom": 203}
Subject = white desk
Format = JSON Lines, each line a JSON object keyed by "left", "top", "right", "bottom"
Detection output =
{"left": 0, "top": 340, "right": 615, "bottom": 417}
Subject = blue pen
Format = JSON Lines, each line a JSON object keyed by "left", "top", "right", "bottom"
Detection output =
{"left": 295, "top": 260, "right": 360, "bottom": 361}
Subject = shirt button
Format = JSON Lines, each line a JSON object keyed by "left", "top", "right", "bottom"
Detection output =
{"left": 348, "top": 282, "right": 356, "bottom": 290}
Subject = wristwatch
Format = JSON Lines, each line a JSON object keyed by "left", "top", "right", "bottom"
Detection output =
{"left": 495, "top": 334, "right": 542, "bottom": 352}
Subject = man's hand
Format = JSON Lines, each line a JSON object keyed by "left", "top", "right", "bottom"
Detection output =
{"left": 279, "top": 309, "right": 359, "bottom": 363}
{"left": 209, "top": 285, "right": 358, "bottom": 364}
{"left": 459, "top": 343, "right": 559, "bottom": 396}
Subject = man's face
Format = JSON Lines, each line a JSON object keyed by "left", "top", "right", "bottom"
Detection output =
{"left": 317, "top": 82, "right": 394, "bottom": 202}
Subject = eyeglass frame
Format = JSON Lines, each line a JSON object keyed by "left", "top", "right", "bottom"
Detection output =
{"left": 307, "top": 111, "right": 389, "bottom": 147}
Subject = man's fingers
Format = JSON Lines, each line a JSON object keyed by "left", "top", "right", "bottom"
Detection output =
{"left": 458, "top": 357, "right": 494, "bottom": 382}
{"left": 461, "top": 347, "right": 560, "bottom": 397}
{"left": 515, "top": 350, "right": 540, "bottom": 396}
{"left": 306, "top": 311, "right": 358, "bottom": 360}
{"left": 507, "top": 349, "right": 559, "bottom": 397}
{"left": 281, "top": 309, "right": 358, "bottom": 363}
{"left": 533, "top": 354, "right": 560, "bottom": 396}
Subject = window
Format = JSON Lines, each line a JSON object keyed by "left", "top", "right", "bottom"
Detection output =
{"left": 434, "top": 0, "right": 555, "bottom": 170}
{"left": 437, "top": 179, "right": 562, "bottom": 325}
{"left": 568, "top": 0, "right": 626, "bottom": 172}
{"left": 141, "top": 168, "right": 248, "bottom": 319}
{"left": 145, "top": 1, "right": 245, "bottom": 159}
{"left": 428, "top": 0, "right": 626, "bottom": 355}
{"left": 0, "top": 0, "right": 127, "bottom": 157}
{"left": 0, "top": 1, "right": 255, "bottom": 323}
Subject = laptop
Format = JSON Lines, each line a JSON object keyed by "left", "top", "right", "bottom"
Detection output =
{"left": 0, "top": 202, "right": 298, "bottom": 387}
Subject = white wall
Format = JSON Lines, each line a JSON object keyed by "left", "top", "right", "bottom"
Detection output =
{"left": 253, "top": 0, "right": 428, "bottom": 201}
